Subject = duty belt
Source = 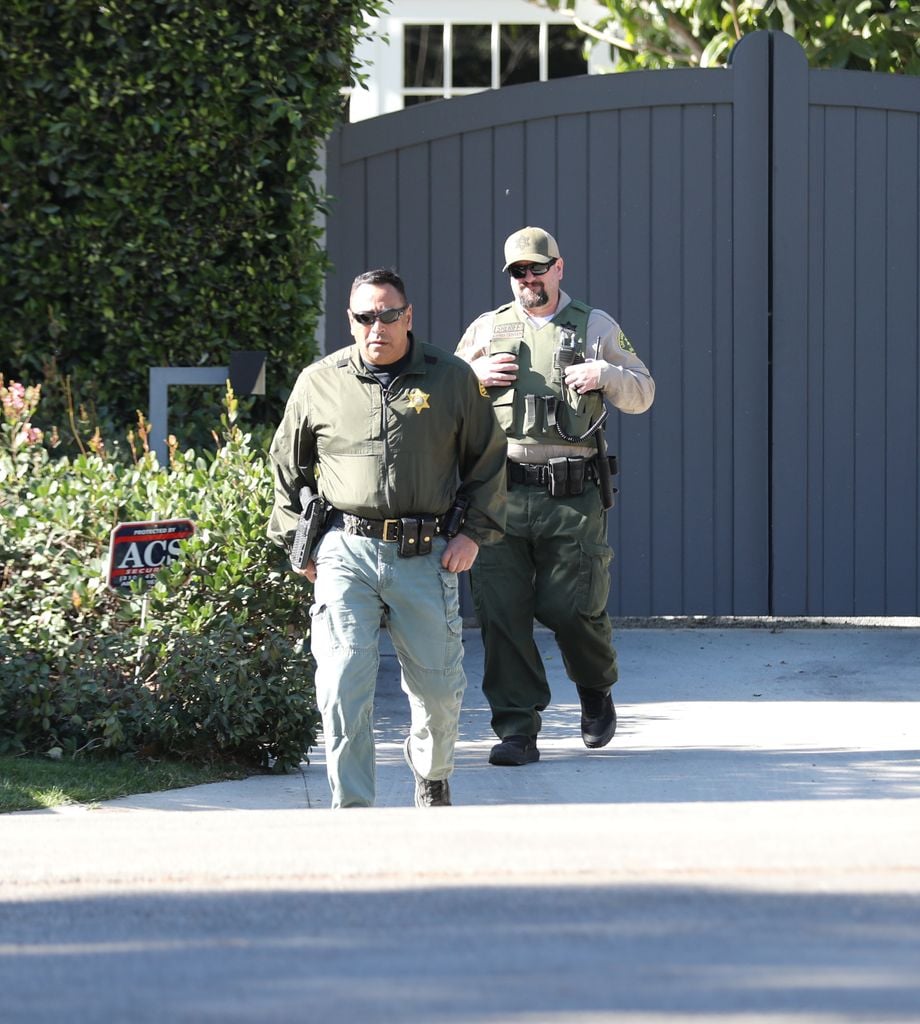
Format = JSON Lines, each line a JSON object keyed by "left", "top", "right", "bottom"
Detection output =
{"left": 507, "top": 457, "right": 615, "bottom": 487}
{"left": 326, "top": 510, "right": 442, "bottom": 557}
{"left": 327, "top": 511, "right": 441, "bottom": 540}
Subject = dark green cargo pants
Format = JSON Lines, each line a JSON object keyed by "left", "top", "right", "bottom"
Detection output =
{"left": 470, "top": 479, "right": 618, "bottom": 739}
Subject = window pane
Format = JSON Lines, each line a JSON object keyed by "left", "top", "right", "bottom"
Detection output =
{"left": 403, "top": 95, "right": 444, "bottom": 108}
{"left": 404, "top": 25, "right": 444, "bottom": 89}
{"left": 500, "top": 24, "right": 539, "bottom": 85}
{"left": 548, "top": 25, "right": 588, "bottom": 79}
{"left": 453, "top": 24, "right": 491, "bottom": 88}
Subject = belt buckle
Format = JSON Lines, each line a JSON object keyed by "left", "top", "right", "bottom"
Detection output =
{"left": 382, "top": 519, "right": 400, "bottom": 542}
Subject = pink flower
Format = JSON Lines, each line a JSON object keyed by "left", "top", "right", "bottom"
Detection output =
{"left": 1, "top": 379, "right": 42, "bottom": 426}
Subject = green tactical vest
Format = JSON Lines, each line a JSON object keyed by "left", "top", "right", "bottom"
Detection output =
{"left": 488, "top": 299, "right": 603, "bottom": 446}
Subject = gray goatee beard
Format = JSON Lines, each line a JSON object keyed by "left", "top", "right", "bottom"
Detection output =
{"left": 520, "top": 284, "right": 548, "bottom": 309}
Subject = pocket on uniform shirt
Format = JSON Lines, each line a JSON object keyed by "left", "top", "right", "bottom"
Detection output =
{"left": 490, "top": 390, "right": 517, "bottom": 435}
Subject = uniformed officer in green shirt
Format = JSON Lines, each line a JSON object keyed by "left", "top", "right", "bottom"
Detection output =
{"left": 456, "top": 228, "right": 655, "bottom": 767}
{"left": 269, "top": 268, "right": 506, "bottom": 808}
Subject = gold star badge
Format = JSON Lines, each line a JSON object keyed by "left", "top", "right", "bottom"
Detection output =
{"left": 406, "top": 388, "right": 430, "bottom": 414}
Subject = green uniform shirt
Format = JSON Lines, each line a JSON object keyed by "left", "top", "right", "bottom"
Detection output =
{"left": 268, "top": 337, "right": 507, "bottom": 551}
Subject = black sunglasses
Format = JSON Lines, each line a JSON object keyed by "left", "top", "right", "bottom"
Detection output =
{"left": 350, "top": 305, "right": 408, "bottom": 326}
{"left": 508, "top": 258, "right": 557, "bottom": 279}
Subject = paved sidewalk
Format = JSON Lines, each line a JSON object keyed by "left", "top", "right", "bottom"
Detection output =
{"left": 2, "top": 626, "right": 919, "bottom": 1023}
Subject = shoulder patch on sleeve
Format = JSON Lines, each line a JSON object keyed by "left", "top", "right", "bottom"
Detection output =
{"left": 617, "top": 329, "right": 636, "bottom": 355}
{"left": 478, "top": 381, "right": 489, "bottom": 398}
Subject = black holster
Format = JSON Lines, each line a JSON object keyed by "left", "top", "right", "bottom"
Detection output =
{"left": 290, "top": 487, "right": 331, "bottom": 570}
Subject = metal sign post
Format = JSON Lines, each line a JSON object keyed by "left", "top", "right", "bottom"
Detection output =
{"left": 106, "top": 519, "right": 196, "bottom": 684}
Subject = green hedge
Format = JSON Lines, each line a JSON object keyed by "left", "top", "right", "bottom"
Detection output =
{"left": 0, "top": 0, "right": 380, "bottom": 435}
{"left": 0, "top": 377, "right": 317, "bottom": 770}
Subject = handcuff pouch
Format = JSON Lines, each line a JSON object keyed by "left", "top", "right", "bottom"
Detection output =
{"left": 398, "top": 518, "right": 420, "bottom": 557}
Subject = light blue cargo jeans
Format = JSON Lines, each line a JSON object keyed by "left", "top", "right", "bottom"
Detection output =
{"left": 310, "top": 528, "right": 466, "bottom": 808}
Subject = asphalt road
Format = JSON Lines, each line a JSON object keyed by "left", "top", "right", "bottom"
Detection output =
{"left": 2, "top": 625, "right": 919, "bottom": 1023}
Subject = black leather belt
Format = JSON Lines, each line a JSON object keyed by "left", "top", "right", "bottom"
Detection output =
{"left": 327, "top": 511, "right": 441, "bottom": 541}
{"left": 507, "top": 459, "right": 605, "bottom": 486}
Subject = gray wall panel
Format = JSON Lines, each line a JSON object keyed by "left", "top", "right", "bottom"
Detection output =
{"left": 326, "top": 151, "right": 366, "bottom": 350}
{"left": 429, "top": 136, "right": 463, "bottom": 348}
{"left": 853, "top": 109, "right": 889, "bottom": 612}
{"left": 729, "top": 32, "right": 771, "bottom": 613}
{"left": 885, "top": 112, "right": 920, "bottom": 613}
{"left": 770, "top": 33, "right": 810, "bottom": 614}
{"left": 821, "top": 106, "right": 859, "bottom": 613}
{"left": 555, "top": 114, "right": 589, "bottom": 299}
{"left": 585, "top": 110, "right": 626, "bottom": 606}
{"left": 364, "top": 152, "right": 399, "bottom": 272}
{"left": 682, "top": 104, "right": 718, "bottom": 612}
{"left": 712, "top": 104, "right": 736, "bottom": 613}
{"left": 459, "top": 129, "right": 496, "bottom": 331}
{"left": 806, "top": 107, "right": 827, "bottom": 613}
{"left": 616, "top": 107, "right": 655, "bottom": 614}
{"left": 811, "top": 69, "right": 920, "bottom": 114}
{"left": 340, "top": 71, "right": 732, "bottom": 162}
{"left": 322, "top": 32, "right": 920, "bottom": 616}
{"left": 396, "top": 145, "right": 431, "bottom": 342}
{"left": 649, "top": 105, "right": 684, "bottom": 613}
{"left": 492, "top": 122, "right": 528, "bottom": 312}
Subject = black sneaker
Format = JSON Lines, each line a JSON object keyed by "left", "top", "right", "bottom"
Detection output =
{"left": 404, "top": 737, "right": 452, "bottom": 806}
{"left": 576, "top": 686, "right": 617, "bottom": 748}
{"left": 488, "top": 734, "right": 540, "bottom": 766}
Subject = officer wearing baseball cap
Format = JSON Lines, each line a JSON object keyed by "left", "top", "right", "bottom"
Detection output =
{"left": 456, "top": 227, "right": 655, "bottom": 767}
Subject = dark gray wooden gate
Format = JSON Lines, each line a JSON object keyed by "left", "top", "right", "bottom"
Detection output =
{"left": 324, "top": 31, "right": 920, "bottom": 617}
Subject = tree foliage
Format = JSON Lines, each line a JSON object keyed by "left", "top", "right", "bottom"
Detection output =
{"left": 0, "top": 0, "right": 380, "bottom": 433}
{"left": 532, "top": 1, "right": 920, "bottom": 72}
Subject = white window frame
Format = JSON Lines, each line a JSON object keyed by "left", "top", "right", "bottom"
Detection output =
{"left": 349, "top": 0, "right": 612, "bottom": 122}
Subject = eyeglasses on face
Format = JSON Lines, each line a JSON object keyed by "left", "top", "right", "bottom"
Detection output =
{"left": 350, "top": 306, "right": 408, "bottom": 326}
{"left": 508, "top": 258, "right": 557, "bottom": 279}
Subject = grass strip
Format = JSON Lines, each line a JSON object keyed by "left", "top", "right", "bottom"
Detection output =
{"left": 0, "top": 755, "right": 253, "bottom": 814}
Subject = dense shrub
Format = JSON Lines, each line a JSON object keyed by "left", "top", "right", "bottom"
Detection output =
{"left": 0, "top": 0, "right": 381, "bottom": 437}
{"left": 0, "top": 377, "right": 317, "bottom": 769}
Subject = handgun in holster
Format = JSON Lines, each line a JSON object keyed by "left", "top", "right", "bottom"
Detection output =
{"left": 290, "top": 486, "right": 330, "bottom": 571}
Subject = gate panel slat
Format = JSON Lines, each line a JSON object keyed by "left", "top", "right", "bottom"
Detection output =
{"left": 885, "top": 112, "right": 920, "bottom": 613}
{"left": 649, "top": 105, "right": 685, "bottom": 613}
{"left": 729, "top": 32, "right": 771, "bottom": 613}
{"left": 822, "top": 107, "right": 859, "bottom": 613}
{"left": 459, "top": 129, "right": 497, "bottom": 330}
{"left": 429, "top": 136, "right": 463, "bottom": 348}
{"left": 770, "top": 32, "right": 810, "bottom": 614}
{"left": 682, "top": 104, "right": 718, "bottom": 613}
{"left": 806, "top": 106, "right": 827, "bottom": 613}
{"left": 617, "top": 107, "right": 655, "bottom": 614}
{"left": 853, "top": 109, "right": 889, "bottom": 611}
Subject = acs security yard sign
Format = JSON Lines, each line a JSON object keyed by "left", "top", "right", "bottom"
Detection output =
{"left": 107, "top": 519, "right": 196, "bottom": 591}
